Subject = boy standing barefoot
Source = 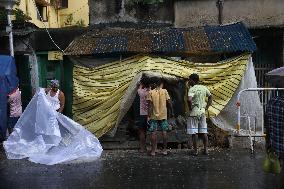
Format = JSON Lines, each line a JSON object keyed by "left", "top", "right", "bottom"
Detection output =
{"left": 147, "top": 78, "right": 173, "bottom": 156}
{"left": 187, "top": 74, "right": 212, "bottom": 155}
{"left": 137, "top": 77, "right": 150, "bottom": 153}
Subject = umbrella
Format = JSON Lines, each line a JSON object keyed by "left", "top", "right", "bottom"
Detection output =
{"left": 267, "top": 67, "right": 284, "bottom": 76}
{"left": 266, "top": 67, "right": 284, "bottom": 87}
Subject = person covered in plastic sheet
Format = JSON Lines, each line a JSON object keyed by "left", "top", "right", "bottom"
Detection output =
{"left": 45, "top": 79, "right": 65, "bottom": 113}
{"left": 187, "top": 73, "right": 212, "bottom": 156}
{"left": 137, "top": 77, "right": 150, "bottom": 153}
{"left": 7, "top": 87, "right": 23, "bottom": 134}
{"left": 3, "top": 87, "right": 103, "bottom": 165}
{"left": 146, "top": 77, "right": 174, "bottom": 156}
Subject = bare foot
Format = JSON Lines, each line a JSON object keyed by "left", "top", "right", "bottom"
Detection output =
{"left": 139, "top": 148, "right": 146, "bottom": 153}
{"left": 203, "top": 149, "right": 209, "bottom": 155}
{"left": 191, "top": 150, "right": 198, "bottom": 156}
{"left": 162, "top": 150, "right": 168, "bottom": 155}
{"left": 150, "top": 151, "right": 156, "bottom": 156}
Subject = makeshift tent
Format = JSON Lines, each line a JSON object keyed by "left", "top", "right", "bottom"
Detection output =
{"left": 72, "top": 54, "right": 263, "bottom": 138}
{"left": 0, "top": 55, "right": 19, "bottom": 140}
{"left": 4, "top": 88, "right": 103, "bottom": 165}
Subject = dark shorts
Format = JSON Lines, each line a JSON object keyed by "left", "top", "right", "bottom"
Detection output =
{"left": 139, "top": 115, "right": 148, "bottom": 129}
{"left": 148, "top": 119, "right": 169, "bottom": 132}
{"left": 8, "top": 117, "right": 19, "bottom": 129}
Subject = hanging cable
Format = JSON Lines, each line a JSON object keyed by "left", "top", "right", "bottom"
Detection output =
{"left": 30, "top": 0, "right": 65, "bottom": 53}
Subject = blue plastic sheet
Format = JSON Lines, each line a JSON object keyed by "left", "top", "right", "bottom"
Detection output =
{"left": 0, "top": 55, "right": 19, "bottom": 140}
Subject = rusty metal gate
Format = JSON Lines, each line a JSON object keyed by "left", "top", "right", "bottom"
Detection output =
{"left": 254, "top": 64, "right": 277, "bottom": 109}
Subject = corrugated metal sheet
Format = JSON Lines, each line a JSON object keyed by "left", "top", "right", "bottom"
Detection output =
{"left": 64, "top": 22, "right": 256, "bottom": 55}
{"left": 204, "top": 22, "right": 257, "bottom": 53}
{"left": 94, "top": 36, "right": 128, "bottom": 54}
{"left": 152, "top": 29, "right": 186, "bottom": 52}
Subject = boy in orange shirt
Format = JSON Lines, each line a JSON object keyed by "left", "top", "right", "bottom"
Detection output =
{"left": 147, "top": 78, "right": 174, "bottom": 156}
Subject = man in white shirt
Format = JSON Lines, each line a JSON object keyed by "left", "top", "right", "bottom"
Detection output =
{"left": 45, "top": 80, "right": 65, "bottom": 113}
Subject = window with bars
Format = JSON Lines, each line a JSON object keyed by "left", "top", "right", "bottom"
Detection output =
{"left": 50, "top": 0, "right": 68, "bottom": 9}
{"left": 36, "top": 4, "right": 48, "bottom": 22}
{"left": 61, "top": 0, "right": 68, "bottom": 8}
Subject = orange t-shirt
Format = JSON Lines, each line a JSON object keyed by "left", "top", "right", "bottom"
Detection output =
{"left": 146, "top": 88, "right": 170, "bottom": 120}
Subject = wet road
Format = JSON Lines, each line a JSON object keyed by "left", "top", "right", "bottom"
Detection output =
{"left": 0, "top": 149, "right": 280, "bottom": 189}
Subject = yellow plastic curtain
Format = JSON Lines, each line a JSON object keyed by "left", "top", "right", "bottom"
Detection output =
{"left": 73, "top": 54, "right": 250, "bottom": 137}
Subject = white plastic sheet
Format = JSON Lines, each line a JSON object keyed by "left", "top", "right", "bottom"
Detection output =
{"left": 3, "top": 88, "right": 103, "bottom": 165}
{"left": 211, "top": 57, "right": 263, "bottom": 134}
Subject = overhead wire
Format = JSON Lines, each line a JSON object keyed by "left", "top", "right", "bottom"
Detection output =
{"left": 30, "top": 0, "right": 65, "bottom": 53}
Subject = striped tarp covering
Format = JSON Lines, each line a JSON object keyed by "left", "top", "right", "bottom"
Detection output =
{"left": 65, "top": 22, "right": 256, "bottom": 55}
{"left": 73, "top": 54, "right": 250, "bottom": 137}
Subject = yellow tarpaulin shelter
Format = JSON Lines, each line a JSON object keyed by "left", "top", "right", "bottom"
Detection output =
{"left": 73, "top": 54, "right": 250, "bottom": 137}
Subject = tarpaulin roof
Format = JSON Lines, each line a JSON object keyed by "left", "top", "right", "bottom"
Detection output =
{"left": 72, "top": 54, "right": 253, "bottom": 137}
{"left": 64, "top": 22, "right": 257, "bottom": 56}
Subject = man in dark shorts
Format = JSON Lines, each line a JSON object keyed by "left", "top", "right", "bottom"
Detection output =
{"left": 137, "top": 77, "right": 150, "bottom": 152}
{"left": 147, "top": 78, "right": 174, "bottom": 156}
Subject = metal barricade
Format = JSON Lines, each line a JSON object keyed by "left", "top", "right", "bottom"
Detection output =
{"left": 235, "top": 88, "right": 284, "bottom": 153}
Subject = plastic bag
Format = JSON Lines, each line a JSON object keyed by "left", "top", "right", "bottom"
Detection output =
{"left": 262, "top": 150, "right": 281, "bottom": 174}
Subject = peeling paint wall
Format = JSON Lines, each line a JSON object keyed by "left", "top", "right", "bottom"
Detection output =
{"left": 17, "top": 0, "right": 89, "bottom": 28}
{"left": 175, "top": 0, "right": 218, "bottom": 27}
{"left": 59, "top": 0, "right": 89, "bottom": 27}
{"left": 175, "top": 0, "right": 284, "bottom": 28}
{"left": 89, "top": 0, "right": 174, "bottom": 25}
{"left": 90, "top": 0, "right": 284, "bottom": 28}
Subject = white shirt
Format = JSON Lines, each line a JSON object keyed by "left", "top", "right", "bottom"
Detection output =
{"left": 46, "top": 90, "right": 60, "bottom": 111}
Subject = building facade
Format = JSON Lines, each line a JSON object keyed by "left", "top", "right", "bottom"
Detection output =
{"left": 89, "top": 0, "right": 284, "bottom": 87}
{"left": 2, "top": 0, "right": 284, "bottom": 117}
{"left": 0, "top": 0, "right": 90, "bottom": 110}
{"left": 16, "top": 0, "right": 89, "bottom": 28}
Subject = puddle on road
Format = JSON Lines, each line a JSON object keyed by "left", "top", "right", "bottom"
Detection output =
{"left": 0, "top": 149, "right": 280, "bottom": 189}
